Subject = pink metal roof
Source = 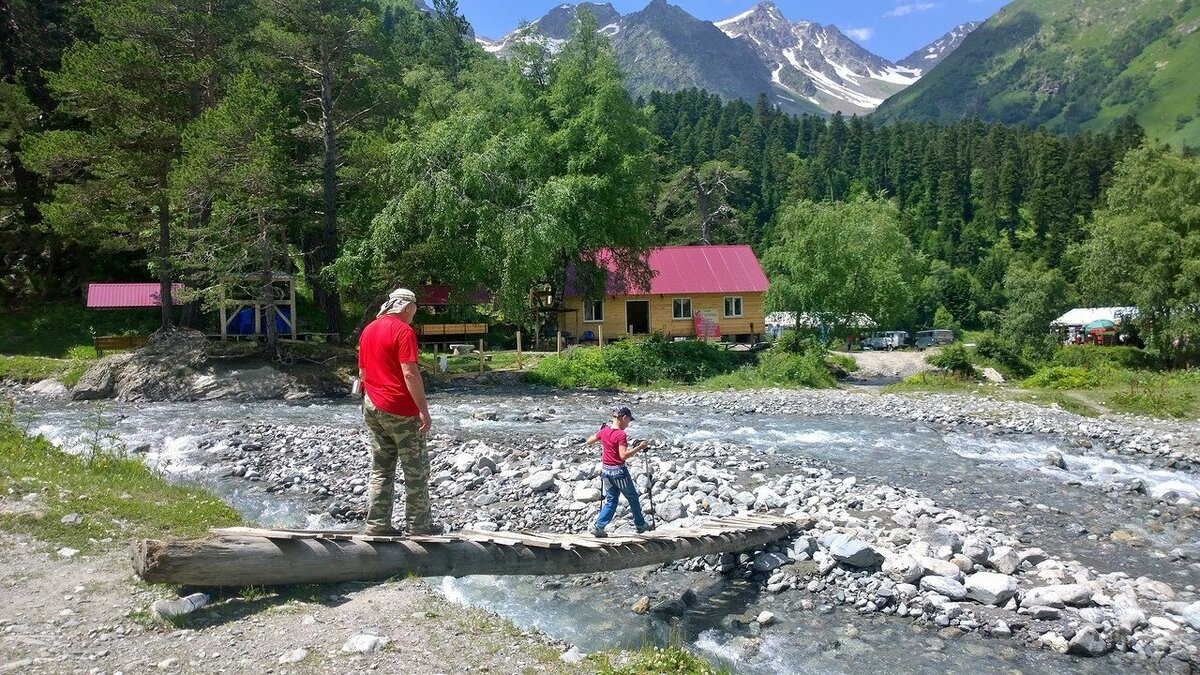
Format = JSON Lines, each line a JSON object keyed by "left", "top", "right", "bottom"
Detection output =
{"left": 87, "top": 283, "right": 185, "bottom": 308}
{"left": 568, "top": 245, "right": 769, "bottom": 297}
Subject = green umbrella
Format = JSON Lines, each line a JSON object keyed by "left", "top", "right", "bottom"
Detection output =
{"left": 1083, "top": 319, "right": 1115, "bottom": 331}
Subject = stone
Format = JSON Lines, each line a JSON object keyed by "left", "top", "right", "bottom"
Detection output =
{"left": 753, "top": 552, "right": 791, "bottom": 573}
{"left": 1135, "top": 577, "right": 1176, "bottom": 602}
{"left": 151, "top": 593, "right": 208, "bottom": 621}
{"left": 473, "top": 493, "right": 500, "bottom": 507}
{"left": 657, "top": 499, "right": 684, "bottom": 522}
{"left": 920, "top": 576, "right": 968, "bottom": 601}
{"left": 987, "top": 546, "right": 1021, "bottom": 575}
{"left": 60, "top": 513, "right": 84, "bottom": 526}
{"left": 823, "top": 534, "right": 883, "bottom": 568}
{"left": 278, "top": 649, "right": 307, "bottom": 665}
{"left": 1179, "top": 601, "right": 1200, "bottom": 630}
{"left": 27, "top": 378, "right": 69, "bottom": 398}
{"left": 1020, "top": 548, "right": 1049, "bottom": 565}
{"left": 573, "top": 485, "right": 602, "bottom": 503}
{"left": 924, "top": 527, "right": 962, "bottom": 553}
{"left": 560, "top": 647, "right": 587, "bottom": 665}
{"left": 631, "top": 597, "right": 650, "bottom": 615}
{"left": 1022, "top": 606, "right": 1061, "bottom": 620}
{"left": 342, "top": 634, "right": 390, "bottom": 653}
{"left": 56, "top": 547, "right": 78, "bottom": 558}
{"left": 522, "top": 470, "right": 556, "bottom": 493}
{"left": 1040, "top": 632, "right": 1069, "bottom": 654}
{"left": 961, "top": 538, "right": 992, "bottom": 566}
{"left": 756, "top": 611, "right": 776, "bottom": 627}
{"left": 1021, "top": 584, "right": 1093, "bottom": 608}
{"left": 991, "top": 621, "right": 1012, "bottom": 638}
{"left": 883, "top": 555, "right": 923, "bottom": 585}
{"left": 1113, "top": 594, "right": 1147, "bottom": 632}
{"left": 917, "top": 556, "right": 964, "bottom": 582}
{"left": 1067, "top": 627, "right": 1110, "bottom": 657}
{"left": 1044, "top": 450, "right": 1067, "bottom": 470}
{"left": 965, "top": 572, "right": 1018, "bottom": 606}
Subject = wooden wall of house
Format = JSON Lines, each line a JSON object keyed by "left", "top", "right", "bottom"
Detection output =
{"left": 559, "top": 292, "right": 765, "bottom": 340}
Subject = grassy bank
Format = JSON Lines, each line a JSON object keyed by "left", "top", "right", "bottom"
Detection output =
{"left": 0, "top": 402, "right": 242, "bottom": 552}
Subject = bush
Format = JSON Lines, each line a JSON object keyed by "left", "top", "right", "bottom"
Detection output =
{"left": 522, "top": 336, "right": 745, "bottom": 389}
{"left": 756, "top": 351, "right": 837, "bottom": 388}
{"left": 1022, "top": 366, "right": 1104, "bottom": 390}
{"left": 1052, "top": 346, "right": 1158, "bottom": 371}
{"left": 775, "top": 330, "right": 825, "bottom": 356}
{"left": 974, "top": 333, "right": 1033, "bottom": 377}
{"left": 523, "top": 348, "right": 623, "bottom": 389}
{"left": 927, "top": 343, "right": 976, "bottom": 379}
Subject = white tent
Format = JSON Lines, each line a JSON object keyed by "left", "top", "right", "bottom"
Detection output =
{"left": 1051, "top": 307, "right": 1137, "bottom": 328}
{"left": 765, "top": 311, "right": 875, "bottom": 329}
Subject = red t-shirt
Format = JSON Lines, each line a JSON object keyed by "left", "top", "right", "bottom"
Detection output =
{"left": 598, "top": 426, "right": 628, "bottom": 467}
{"left": 358, "top": 315, "right": 420, "bottom": 417}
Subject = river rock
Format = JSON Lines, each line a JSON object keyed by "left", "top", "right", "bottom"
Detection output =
{"left": 573, "top": 485, "right": 601, "bottom": 503}
{"left": 1112, "top": 594, "right": 1147, "bottom": 632}
{"left": 961, "top": 538, "right": 992, "bottom": 566}
{"left": 560, "top": 646, "right": 586, "bottom": 665}
{"left": 964, "top": 572, "right": 1018, "bottom": 606}
{"left": 342, "top": 634, "right": 389, "bottom": 653}
{"left": 278, "top": 649, "right": 307, "bottom": 665}
{"left": 883, "top": 555, "right": 923, "bottom": 584}
{"left": 1044, "top": 450, "right": 1067, "bottom": 470}
{"left": 924, "top": 527, "right": 962, "bottom": 553}
{"left": 790, "top": 536, "right": 818, "bottom": 559}
{"left": 987, "top": 546, "right": 1021, "bottom": 575}
{"left": 631, "top": 597, "right": 649, "bottom": 615}
{"left": 757, "top": 611, "right": 776, "bottom": 627}
{"left": 1067, "top": 627, "right": 1110, "bottom": 657}
{"left": 522, "top": 470, "right": 556, "bottom": 493}
{"left": 1179, "top": 601, "right": 1200, "bottom": 630}
{"left": 1021, "top": 584, "right": 1093, "bottom": 608}
{"left": 823, "top": 534, "right": 883, "bottom": 568}
{"left": 753, "top": 552, "right": 791, "bottom": 573}
{"left": 27, "top": 378, "right": 69, "bottom": 397}
{"left": 1040, "top": 632, "right": 1069, "bottom": 654}
{"left": 151, "top": 593, "right": 208, "bottom": 621}
{"left": 920, "top": 576, "right": 968, "bottom": 601}
{"left": 658, "top": 499, "right": 684, "bottom": 522}
{"left": 918, "top": 556, "right": 964, "bottom": 582}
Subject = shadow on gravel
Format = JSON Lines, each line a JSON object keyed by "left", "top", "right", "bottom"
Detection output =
{"left": 168, "top": 580, "right": 367, "bottom": 628}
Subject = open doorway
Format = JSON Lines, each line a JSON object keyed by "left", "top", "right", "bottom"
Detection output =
{"left": 625, "top": 300, "right": 650, "bottom": 335}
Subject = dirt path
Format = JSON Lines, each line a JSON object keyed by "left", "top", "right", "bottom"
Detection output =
{"left": 0, "top": 533, "right": 586, "bottom": 674}
{"left": 835, "top": 348, "right": 936, "bottom": 383}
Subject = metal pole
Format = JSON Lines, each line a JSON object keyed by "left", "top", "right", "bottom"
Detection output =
{"left": 599, "top": 325, "right": 603, "bottom": 350}
{"left": 556, "top": 331, "right": 562, "bottom": 356}
{"left": 479, "top": 338, "right": 485, "bottom": 373}
{"left": 516, "top": 331, "right": 522, "bottom": 370}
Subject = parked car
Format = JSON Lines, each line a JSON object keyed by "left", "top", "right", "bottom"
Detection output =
{"left": 915, "top": 329, "right": 955, "bottom": 350}
{"left": 861, "top": 331, "right": 909, "bottom": 351}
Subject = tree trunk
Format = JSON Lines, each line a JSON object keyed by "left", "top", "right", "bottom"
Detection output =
{"left": 317, "top": 50, "right": 343, "bottom": 343}
{"left": 132, "top": 520, "right": 798, "bottom": 586}
{"left": 157, "top": 194, "right": 174, "bottom": 330}
{"left": 260, "top": 211, "right": 278, "bottom": 351}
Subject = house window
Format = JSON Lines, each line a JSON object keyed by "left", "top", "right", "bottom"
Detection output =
{"left": 724, "top": 296, "right": 743, "bottom": 318}
{"left": 584, "top": 300, "right": 604, "bottom": 322}
{"left": 672, "top": 298, "right": 692, "bottom": 320}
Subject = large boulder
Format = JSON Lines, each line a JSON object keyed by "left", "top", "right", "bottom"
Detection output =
{"left": 964, "top": 572, "right": 1018, "bottom": 606}
{"left": 961, "top": 538, "right": 993, "bottom": 566}
{"left": 920, "top": 576, "right": 967, "bottom": 600}
{"left": 1067, "top": 627, "right": 1110, "bottom": 657}
{"left": 923, "top": 527, "right": 963, "bottom": 553}
{"left": 1180, "top": 601, "right": 1200, "bottom": 630}
{"left": 752, "top": 552, "right": 791, "bottom": 573}
{"left": 573, "top": 485, "right": 602, "bottom": 503}
{"left": 522, "top": 470, "right": 557, "bottom": 493}
{"left": 657, "top": 499, "right": 684, "bottom": 522}
{"left": 917, "top": 556, "right": 964, "bottom": 582}
{"left": 822, "top": 533, "right": 883, "bottom": 568}
{"left": 1112, "top": 594, "right": 1147, "bottom": 632}
{"left": 27, "top": 378, "right": 69, "bottom": 398}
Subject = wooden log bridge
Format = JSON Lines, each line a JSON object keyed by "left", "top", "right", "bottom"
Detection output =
{"left": 132, "top": 514, "right": 800, "bottom": 587}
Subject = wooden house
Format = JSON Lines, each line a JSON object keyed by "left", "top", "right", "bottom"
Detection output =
{"left": 559, "top": 245, "right": 769, "bottom": 343}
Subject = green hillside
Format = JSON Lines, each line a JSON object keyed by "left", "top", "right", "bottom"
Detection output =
{"left": 874, "top": 0, "right": 1200, "bottom": 149}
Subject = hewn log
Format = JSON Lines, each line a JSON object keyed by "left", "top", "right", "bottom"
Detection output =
{"left": 132, "top": 523, "right": 796, "bottom": 587}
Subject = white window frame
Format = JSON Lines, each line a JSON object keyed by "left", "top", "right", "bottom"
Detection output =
{"left": 672, "top": 298, "right": 692, "bottom": 320}
{"left": 583, "top": 299, "right": 604, "bottom": 323}
{"left": 724, "top": 296, "right": 743, "bottom": 318}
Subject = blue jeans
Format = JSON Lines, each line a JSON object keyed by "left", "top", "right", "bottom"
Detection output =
{"left": 595, "top": 465, "right": 646, "bottom": 530}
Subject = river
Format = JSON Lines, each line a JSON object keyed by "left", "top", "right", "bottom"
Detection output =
{"left": 19, "top": 387, "right": 1198, "bottom": 673}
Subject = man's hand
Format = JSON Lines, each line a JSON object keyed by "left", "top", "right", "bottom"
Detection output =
{"left": 418, "top": 410, "right": 432, "bottom": 434}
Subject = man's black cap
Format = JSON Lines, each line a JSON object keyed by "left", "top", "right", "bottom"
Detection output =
{"left": 612, "top": 406, "right": 634, "bottom": 420}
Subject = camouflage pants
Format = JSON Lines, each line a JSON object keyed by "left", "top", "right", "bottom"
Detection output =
{"left": 363, "top": 396, "right": 430, "bottom": 533}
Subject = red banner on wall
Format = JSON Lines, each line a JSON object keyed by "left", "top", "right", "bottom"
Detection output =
{"left": 693, "top": 309, "right": 721, "bottom": 339}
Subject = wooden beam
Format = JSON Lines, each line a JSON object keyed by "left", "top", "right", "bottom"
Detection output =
{"left": 132, "top": 520, "right": 799, "bottom": 586}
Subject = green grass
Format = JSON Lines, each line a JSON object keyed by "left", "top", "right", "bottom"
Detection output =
{"left": 419, "top": 349, "right": 527, "bottom": 375}
{"left": 0, "top": 403, "right": 243, "bottom": 553}
{"left": 0, "top": 301, "right": 160, "bottom": 358}
{"left": 0, "top": 355, "right": 74, "bottom": 383}
{"left": 594, "top": 645, "right": 727, "bottom": 674}
{"left": 883, "top": 373, "right": 983, "bottom": 392}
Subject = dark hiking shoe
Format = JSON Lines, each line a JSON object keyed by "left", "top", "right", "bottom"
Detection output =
{"left": 590, "top": 524, "right": 607, "bottom": 538}
{"left": 363, "top": 526, "right": 405, "bottom": 537}
{"left": 636, "top": 524, "right": 654, "bottom": 534}
{"left": 410, "top": 523, "right": 448, "bottom": 536}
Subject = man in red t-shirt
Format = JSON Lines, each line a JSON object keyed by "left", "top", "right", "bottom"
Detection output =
{"left": 587, "top": 406, "right": 651, "bottom": 537}
{"left": 358, "top": 287, "right": 438, "bottom": 536}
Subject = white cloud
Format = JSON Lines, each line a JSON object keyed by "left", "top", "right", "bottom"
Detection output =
{"left": 886, "top": 3, "right": 938, "bottom": 17}
{"left": 844, "top": 27, "right": 875, "bottom": 41}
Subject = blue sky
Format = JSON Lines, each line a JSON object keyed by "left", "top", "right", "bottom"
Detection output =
{"left": 459, "top": 1, "right": 1010, "bottom": 61}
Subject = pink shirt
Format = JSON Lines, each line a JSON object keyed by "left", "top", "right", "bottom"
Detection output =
{"left": 598, "top": 426, "right": 628, "bottom": 467}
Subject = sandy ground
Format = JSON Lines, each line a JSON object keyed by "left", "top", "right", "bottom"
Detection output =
{"left": 835, "top": 348, "right": 936, "bottom": 383}
{"left": 0, "top": 533, "right": 586, "bottom": 675}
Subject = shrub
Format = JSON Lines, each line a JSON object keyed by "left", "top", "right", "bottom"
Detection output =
{"left": 927, "top": 343, "right": 976, "bottom": 379}
{"left": 974, "top": 333, "right": 1033, "bottom": 377}
{"left": 523, "top": 337, "right": 744, "bottom": 389}
{"left": 1052, "top": 346, "right": 1158, "bottom": 371}
{"left": 523, "top": 348, "right": 622, "bottom": 389}
{"left": 1022, "top": 365, "right": 1104, "bottom": 390}
{"left": 756, "top": 351, "right": 836, "bottom": 388}
{"left": 774, "top": 330, "right": 826, "bottom": 356}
